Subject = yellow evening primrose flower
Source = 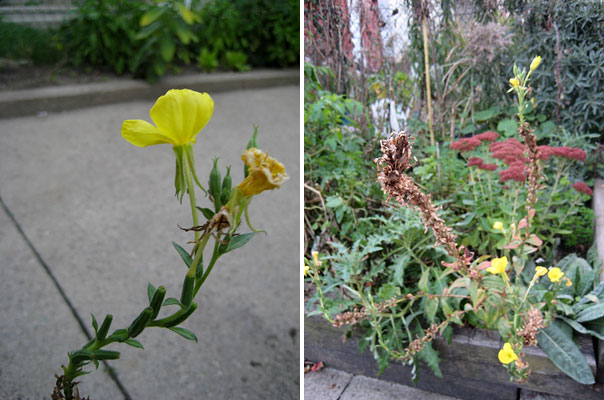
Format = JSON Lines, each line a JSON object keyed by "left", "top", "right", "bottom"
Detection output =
{"left": 304, "top": 265, "right": 310, "bottom": 276}
{"left": 509, "top": 77, "right": 520, "bottom": 89}
{"left": 312, "top": 250, "right": 322, "bottom": 266}
{"left": 548, "top": 267, "right": 564, "bottom": 282}
{"left": 493, "top": 221, "right": 504, "bottom": 231}
{"left": 487, "top": 256, "right": 508, "bottom": 274}
{"left": 121, "top": 89, "right": 214, "bottom": 147}
{"left": 237, "top": 148, "right": 289, "bottom": 196}
{"left": 498, "top": 343, "right": 518, "bottom": 364}
{"left": 535, "top": 266, "right": 548, "bottom": 277}
{"left": 530, "top": 56, "right": 542, "bottom": 71}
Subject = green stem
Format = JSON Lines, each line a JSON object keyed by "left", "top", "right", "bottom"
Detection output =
{"left": 183, "top": 149, "right": 199, "bottom": 242}
{"left": 194, "top": 236, "right": 221, "bottom": 296}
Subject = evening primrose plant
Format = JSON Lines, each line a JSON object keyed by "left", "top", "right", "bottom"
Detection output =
{"left": 308, "top": 56, "right": 601, "bottom": 385}
{"left": 52, "top": 89, "right": 287, "bottom": 400}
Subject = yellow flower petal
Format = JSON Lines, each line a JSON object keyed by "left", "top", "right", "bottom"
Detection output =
{"left": 535, "top": 266, "right": 547, "bottom": 277}
{"left": 121, "top": 119, "right": 175, "bottom": 147}
{"left": 150, "top": 89, "right": 214, "bottom": 146}
{"left": 530, "top": 56, "right": 542, "bottom": 71}
{"left": 498, "top": 343, "right": 518, "bottom": 364}
{"left": 237, "top": 148, "right": 288, "bottom": 196}
{"left": 493, "top": 221, "right": 504, "bottom": 231}
{"left": 509, "top": 77, "right": 520, "bottom": 88}
{"left": 487, "top": 256, "right": 508, "bottom": 275}
{"left": 566, "top": 279, "right": 572, "bottom": 287}
{"left": 548, "top": 267, "right": 564, "bottom": 282}
{"left": 304, "top": 265, "right": 310, "bottom": 276}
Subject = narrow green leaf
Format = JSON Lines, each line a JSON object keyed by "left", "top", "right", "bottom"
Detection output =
{"left": 91, "top": 314, "right": 98, "bottom": 334}
{"left": 196, "top": 207, "right": 215, "bottom": 221}
{"left": 140, "top": 8, "right": 165, "bottom": 27}
{"left": 168, "top": 326, "right": 198, "bottom": 342}
{"left": 162, "top": 297, "right": 182, "bottom": 307}
{"left": 159, "top": 35, "right": 175, "bottom": 62}
{"left": 219, "top": 233, "right": 254, "bottom": 254}
{"left": 147, "top": 282, "right": 157, "bottom": 303}
{"left": 124, "top": 338, "right": 144, "bottom": 349}
{"left": 576, "top": 303, "right": 604, "bottom": 322}
{"left": 108, "top": 328, "right": 129, "bottom": 342}
{"left": 537, "top": 323, "right": 595, "bottom": 384}
{"left": 172, "top": 241, "right": 193, "bottom": 268}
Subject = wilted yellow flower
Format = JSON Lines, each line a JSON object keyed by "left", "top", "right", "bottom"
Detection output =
{"left": 565, "top": 278, "right": 572, "bottom": 287}
{"left": 530, "top": 56, "right": 542, "bottom": 71}
{"left": 237, "top": 148, "right": 289, "bottom": 196}
{"left": 493, "top": 221, "right": 504, "bottom": 231}
{"left": 312, "top": 250, "right": 322, "bottom": 266}
{"left": 509, "top": 77, "right": 520, "bottom": 89}
{"left": 487, "top": 256, "right": 508, "bottom": 275}
{"left": 122, "top": 89, "right": 214, "bottom": 147}
{"left": 535, "top": 266, "right": 547, "bottom": 277}
{"left": 498, "top": 343, "right": 518, "bottom": 364}
{"left": 548, "top": 267, "right": 564, "bottom": 282}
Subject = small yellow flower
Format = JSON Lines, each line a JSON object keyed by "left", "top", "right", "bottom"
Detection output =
{"left": 304, "top": 265, "right": 310, "bottom": 276}
{"left": 122, "top": 89, "right": 214, "bottom": 147}
{"left": 535, "top": 266, "right": 547, "bottom": 277}
{"left": 548, "top": 267, "right": 564, "bottom": 282}
{"left": 565, "top": 278, "right": 572, "bottom": 287}
{"left": 509, "top": 77, "right": 520, "bottom": 89}
{"left": 498, "top": 343, "right": 518, "bottom": 364}
{"left": 493, "top": 221, "right": 504, "bottom": 231}
{"left": 237, "top": 148, "right": 289, "bottom": 196}
{"left": 487, "top": 256, "right": 508, "bottom": 275}
{"left": 312, "top": 250, "right": 322, "bottom": 266}
{"left": 530, "top": 56, "right": 542, "bottom": 71}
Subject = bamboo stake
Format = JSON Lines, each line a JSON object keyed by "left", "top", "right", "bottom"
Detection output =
{"left": 421, "top": 0, "right": 435, "bottom": 146}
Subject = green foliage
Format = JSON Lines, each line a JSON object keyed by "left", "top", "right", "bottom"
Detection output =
{"left": 559, "top": 207, "right": 593, "bottom": 251}
{"left": 509, "top": 0, "right": 604, "bottom": 141}
{"left": 0, "top": 20, "right": 62, "bottom": 64}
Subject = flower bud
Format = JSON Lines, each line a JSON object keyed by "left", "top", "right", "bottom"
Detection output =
{"left": 97, "top": 314, "right": 113, "bottom": 342}
{"left": 509, "top": 77, "right": 520, "bottom": 89}
{"left": 70, "top": 349, "right": 93, "bottom": 365}
{"left": 150, "top": 286, "right": 166, "bottom": 320}
{"left": 180, "top": 273, "right": 195, "bottom": 307}
{"left": 530, "top": 56, "right": 541, "bottom": 71}
{"left": 90, "top": 349, "right": 120, "bottom": 361}
{"left": 220, "top": 166, "right": 232, "bottom": 206}
{"left": 209, "top": 157, "right": 222, "bottom": 211}
{"left": 128, "top": 307, "right": 153, "bottom": 338}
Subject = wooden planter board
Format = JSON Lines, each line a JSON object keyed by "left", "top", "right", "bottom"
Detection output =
{"left": 305, "top": 315, "right": 604, "bottom": 400}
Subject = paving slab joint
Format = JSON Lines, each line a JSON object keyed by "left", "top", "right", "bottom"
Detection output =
{"left": 0, "top": 194, "right": 133, "bottom": 400}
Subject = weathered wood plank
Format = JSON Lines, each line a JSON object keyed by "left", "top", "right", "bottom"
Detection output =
{"left": 594, "top": 177, "right": 604, "bottom": 383}
{"left": 305, "top": 315, "right": 604, "bottom": 400}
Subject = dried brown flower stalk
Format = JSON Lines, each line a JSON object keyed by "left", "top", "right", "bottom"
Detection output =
{"left": 518, "top": 306, "right": 545, "bottom": 346}
{"left": 332, "top": 297, "right": 398, "bottom": 327}
{"left": 375, "top": 131, "right": 471, "bottom": 271}
{"left": 517, "top": 122, "right": 542, "bottom": 235}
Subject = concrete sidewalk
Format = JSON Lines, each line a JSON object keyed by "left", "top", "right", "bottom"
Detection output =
{"left": 0, "top": 85, "right": 299, "bottom": 399}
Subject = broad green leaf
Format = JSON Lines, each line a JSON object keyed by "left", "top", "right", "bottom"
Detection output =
{"left": 497, "top": 118, "right": 517, "bottom": 137}
{"left": 537, "top": 323, "right": 595, "bottom": 384}
{"left": 124, "top": 338, "right": 144, "bottom": 349}
{"left": 159, "top": 36, "right": 175, "bottom": 62}
{"left": 196, "top": 207, "right": 214, "bottom": 220}
{"left": 576, "top": 303, "right": 604, "bottom": 322}
{"left": 172, "top": 241, "right": 193, "bottom": 268}
{"left": 169, "top": 326, "right": 198, "bottom": 342}
{"left": 140, "top": 8, "right": 165, "bottom": 27}
{"left": 325, "top": 196, "right": 344, "bottom": 208}
{"left": 474, "top": 107, "right": 500, "bottom": 121}
{"left": 584, "top": 318, "right": 604, "bottom": 340}
{"left": 425, "top": 297, "right": 439, "bottom": 323}
{"left": 418, "top": 268, "right": 430, "bottom": 293}
{"left": 219, "top": 233, "right": 255, "bottom": 254}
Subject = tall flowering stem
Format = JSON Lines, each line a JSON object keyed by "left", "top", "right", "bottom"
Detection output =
{"left": 375, "top": 131, "right": 471, "bottom": 272}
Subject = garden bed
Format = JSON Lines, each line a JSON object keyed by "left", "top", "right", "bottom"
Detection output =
{"left": 305, "top": 178, "right": 604, "bottom": 400}
{"left": 305, "top": 314, "right": 603, "bottom": 400}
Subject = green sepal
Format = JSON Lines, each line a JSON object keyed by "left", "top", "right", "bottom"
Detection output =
{"left": 180, "top": 274, "right": 195, "bottom": 307}
{"left": 173, "top": 145, "right": 187, "bottom": 202}
{"left": 128, "top": 307, "right": 154, "bottom": 338}
{"left": 150, "top": 286, "right": 166, "bottom": 320}
{"left": 107, "top": 328, "right": 129, "bottom": 342}
{"left": 172, "top": 241, "right": 193, "bottom": 268}
{"left": 97, "top": 314, "right": 113, "bottom": 342}
{"left": 218, "top": 233, "right": 255, "bottom": 255}
{"left": 183, "top": 143, "right": 207, "bottom": 195}
{"left": 244, "top": 125, "right": 259, "bottom": 178}
{"left": 209, "top": 157, "right": 222, "bottom": 211}
{"left": 124, "top": 338, "right": 144, "bottom": 349}
{"left": 164, "top": 303, "right": 198, "bottom": 328}
{"left": 168, "top": 326, "right": 198, "bottom": 342}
